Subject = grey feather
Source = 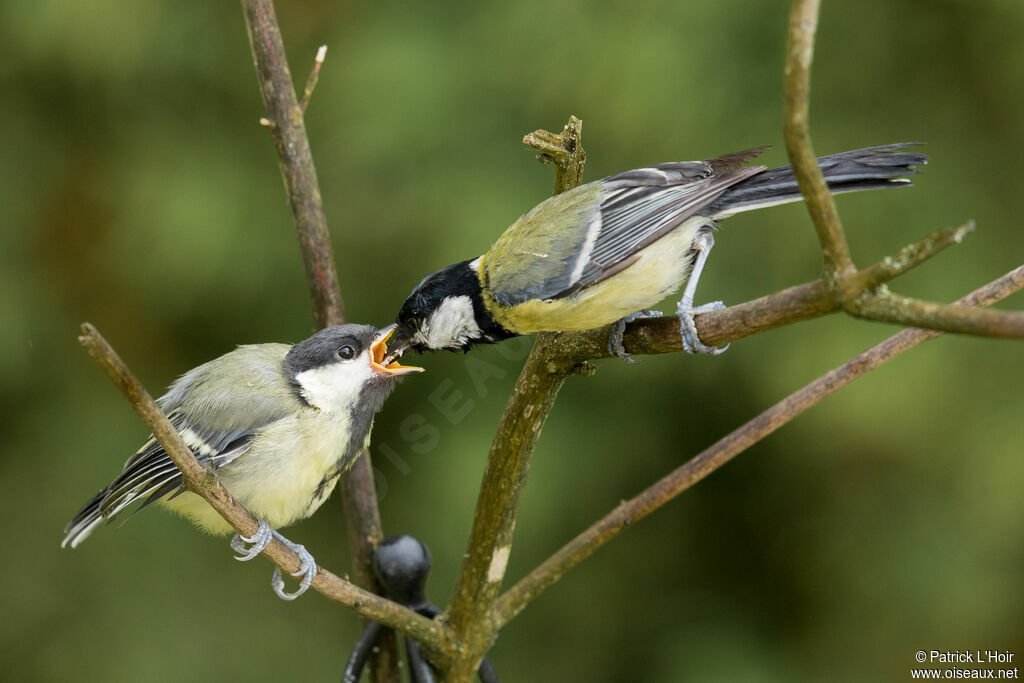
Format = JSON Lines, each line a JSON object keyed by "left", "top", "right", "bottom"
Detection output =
{"left": 707, "top": 143, "right": 927, "bottom": 217}
{"left": 569, "top": 166, "right": 765, "bottom": 295}
{"left": 504, "top": 164, "right": 766, "bottom": 304}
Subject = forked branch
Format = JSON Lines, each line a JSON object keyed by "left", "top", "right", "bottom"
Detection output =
{"left": 494, "top": 265, "right": 1024, "bottom": 624}
{"left": 781, "top": 0, "right": 1024, "bottom": 337}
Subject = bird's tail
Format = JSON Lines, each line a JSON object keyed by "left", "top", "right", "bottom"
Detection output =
{"left": 62, "top": 488, "right": 108, "bottom": 548}
{"left": 708, "top": 143, "right": 927, "bottom": 218}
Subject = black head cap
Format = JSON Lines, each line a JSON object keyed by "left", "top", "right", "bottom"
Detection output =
{"left": 392, "top": 259, "right": 514, "bottom": 355}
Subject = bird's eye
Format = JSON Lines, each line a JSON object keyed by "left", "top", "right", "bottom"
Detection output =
{"left": 336, "top": 345, "right": 356, "bottom": 360}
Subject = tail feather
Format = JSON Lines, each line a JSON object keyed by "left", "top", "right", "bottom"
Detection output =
{"left": 708, "top": 143, "right": 927, "bottom": 217}
{"left": 62, "top": 488, "right": 108, "bottom": 549}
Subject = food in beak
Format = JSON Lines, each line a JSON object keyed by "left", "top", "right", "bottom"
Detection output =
{"left": 371, "top": 326, "right": 423, "bottom": 376}
{"left": 381, "top": 346, "right": 405, "bottom": 367}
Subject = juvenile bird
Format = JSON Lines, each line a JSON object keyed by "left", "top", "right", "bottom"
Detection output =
{"left": 63, "top": 324, "right": 422, "bottom": 599}
{"left": 388, "top": 144, "right": 927, "bottom": 362}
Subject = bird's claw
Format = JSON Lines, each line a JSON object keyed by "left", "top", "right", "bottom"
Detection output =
{"left": 231, "top": 519, "right": 272, "bottom": 561}
{"left": 608, "top": 310, "right": 663, "bottom": 363}
{"left": 270, "top": 531, "right": 317, "bottom": 600}
{"left": 231, "top": 522, "right": 316, "bottom": 600}
{"left": 678, "top": 298, "right": 730, "bottom": 355}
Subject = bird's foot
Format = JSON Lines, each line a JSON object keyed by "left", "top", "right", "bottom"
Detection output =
{"left": 677, "top": 298, "right": 729, "bottom": 355}
{"left": 608, "top": 310, "right": 663, "bottom": 364}
{"left": 231, "top": 519, "right": 272, "bottom": 561}
{"left": 270, "top": 531, "right": 317, "bottom": 600}
{"left": 231, "top": 522, "right": 317, "bottom": 600}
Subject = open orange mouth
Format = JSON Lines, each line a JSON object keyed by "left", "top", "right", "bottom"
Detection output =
{"left": 371, "top": 326, "right": 424, "bottom": 376}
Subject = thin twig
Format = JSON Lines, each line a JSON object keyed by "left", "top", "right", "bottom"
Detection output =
{"left": 493, "top": 265, "right": 1024, "bottom": 625}
{"left": 77, "top": 323, "right": 454, "bottom": 660}
{"left": 850, "top": 289, "right": 1024, "bottom": 337}
{"left": 300, "top": 45, "right": 327, "bottom": 112}
{"left": 783, "top": 0, "right": 852, "bottom": 285}
{"left": 241, "top": 0, "right": 345, "bottom": 329}
{"left": 852, "top": 221, "right": 974, "bottom": 291}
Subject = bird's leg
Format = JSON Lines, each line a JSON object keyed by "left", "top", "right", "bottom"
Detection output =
{"left": 269, "top": 530, "right": 318, "bottom": 600}
{"left": 677, "top": 232, "right": 729, "bottom": 355}
{"left": 608, "top": 310, "right": 663, "bottom": 364}
{"left": 342, "top": 621, "right": 383, "bottom": 683}
{"left": 230, "top": 518, "right": 272, "bottom": 560}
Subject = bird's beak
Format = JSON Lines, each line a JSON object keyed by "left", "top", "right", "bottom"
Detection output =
{"left": 371, "top": 325, "right": 424, "bottom": 376}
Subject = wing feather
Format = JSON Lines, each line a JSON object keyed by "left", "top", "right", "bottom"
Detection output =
{"left": 484, "top": 152, "right": 769, "bottom": 305}
{"left": 63, "top": 345, "right": 300, "bottom": 547}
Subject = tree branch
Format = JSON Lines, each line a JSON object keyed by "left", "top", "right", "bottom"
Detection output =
{"left": 241, "top": 0, "right": 344, "bottom": 329}
{"left": 493, "top": 265, "right": 1024, "bottom": 625}
{"left": 781, "top": 0, "right": 1023, "bottom": 340}
{"left": 442, "top": 118, "right": 588, "bottom": 681}
{"left": 239, "top": 3, "right": 395, "bottom": 676}
{"left": 77, "top": 323, "right": 455, "bottom": 662}
{"left": 784, "top": 0, "right": 852, "bottom": 285}
{"left": 552, "top": 220, "right": 997, "bottom": 360}
{"left": 522, "top": 115, "right": 587, "bottom": 194}
{"left": 852, "top": 221, "right": 974, "bottom": 291}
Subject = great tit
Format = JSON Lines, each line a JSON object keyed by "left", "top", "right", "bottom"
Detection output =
{"left": 63, "top": 324, "right": 422, "bottom": 599}
{"left": 387, "top": 144, "right": 927, "bottom": 362}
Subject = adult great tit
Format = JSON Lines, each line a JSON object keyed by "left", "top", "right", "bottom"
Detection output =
{"left": 62, "top": 324, "right": 422, "bottom": 599}
{"left": 387, "top": 143, "right": 927, "bottom": 362}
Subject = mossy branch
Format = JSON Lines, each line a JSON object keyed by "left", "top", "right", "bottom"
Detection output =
{"left": 442, "top": 118, "right": 589, "bottom": 681}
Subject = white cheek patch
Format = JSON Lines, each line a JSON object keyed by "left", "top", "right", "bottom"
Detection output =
{"left": 415, "top": 295, "right": 482, "bottom": 350}
{"left": 294, "top": 350, "right": 374, "bottom": 412}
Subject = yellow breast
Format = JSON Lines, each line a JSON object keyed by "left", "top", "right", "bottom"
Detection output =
{"left": 160, "top": 410, "right": 360, "bottom": 534}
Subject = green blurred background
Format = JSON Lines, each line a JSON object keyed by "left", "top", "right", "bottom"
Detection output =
{"left": 2, "top": 0, "right": 1022, "bottom": 681}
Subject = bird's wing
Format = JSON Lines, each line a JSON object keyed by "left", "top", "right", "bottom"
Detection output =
{"left": 485, "top": 149, "right": 769, "bottom": 306}
{"left": 98, "top": 344, "right": 300, "bottom": 518}
{"left": 484, "top": 182, "right": 606, "bottom": 306}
